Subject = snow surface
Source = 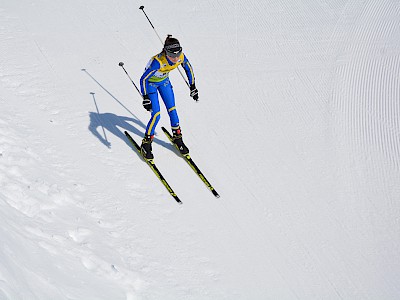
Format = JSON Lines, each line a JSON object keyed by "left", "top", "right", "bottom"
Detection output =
{"left": 1, "top": 0, "right": 400, "bottom": 299}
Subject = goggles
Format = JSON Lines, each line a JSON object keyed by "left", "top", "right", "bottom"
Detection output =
{"left": 165, "top": 44, "right": 182, "bottom": 58}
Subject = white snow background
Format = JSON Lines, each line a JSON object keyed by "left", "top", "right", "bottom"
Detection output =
{"left": 1, "top": 0, "right": 399, "bottom": 299}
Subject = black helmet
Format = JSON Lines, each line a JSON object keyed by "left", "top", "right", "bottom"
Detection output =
{"left": 164, "top": 35, "right": 182, "bottom": 58}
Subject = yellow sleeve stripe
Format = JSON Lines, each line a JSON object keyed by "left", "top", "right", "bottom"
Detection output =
{"left": 142, "top": 70, "right": 156, "bottom": 95}
{"left": 146, "top": 112, "right": 160, "bottom": 136}
{"left": 168, "top": 106, "right": 176, "bottom": 112}
{"left": 187, "top": 62, "right": 195, "bottom": 83}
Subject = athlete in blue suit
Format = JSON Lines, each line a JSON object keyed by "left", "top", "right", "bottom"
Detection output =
{"left": 139, "top": 35, "right": 199, "bottom": 159}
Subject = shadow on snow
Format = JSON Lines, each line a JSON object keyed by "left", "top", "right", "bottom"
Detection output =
{"left": 82, "top": 69, "right": 174, "bottom": 155}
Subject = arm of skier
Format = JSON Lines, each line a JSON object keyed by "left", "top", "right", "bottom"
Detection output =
{"left": 140, "top": 59, "right": 160, "bottom": 111}
{"left": 140, "top": 58, "right": 159, "bottom": 96}
{"left": 182, "top": 55, "right": 199, "bottom": 101}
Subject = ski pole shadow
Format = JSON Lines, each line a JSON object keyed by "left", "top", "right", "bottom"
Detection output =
{"left": 82, "top": 68, "right": 176, "bottom": 154}
{"left": 82, "top": 68, "right": 141, "bottom": 123}
{"left": 88, "top": 93, "right": 173, "bottom": 153}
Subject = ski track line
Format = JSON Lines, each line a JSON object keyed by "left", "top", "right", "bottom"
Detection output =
{"left": 330, "top": 2, "right": 400, "bottom": 296}
{"left": 230, "top": 0, "right": 400, "bottom": 298}
{"left": 210, "top": 2, "right": 374, "bottom": 298}
{"left": 335, "top": 0, "right": 400, "bottom": 172}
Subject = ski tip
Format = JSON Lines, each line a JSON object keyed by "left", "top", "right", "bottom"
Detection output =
{"left": 213, "top": 191, "right": 220, "bottom": 198}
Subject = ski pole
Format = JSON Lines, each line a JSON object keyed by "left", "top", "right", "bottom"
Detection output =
{"left": 118, "top": 62, "right": 142, "bottom": 97}
{"left": 139, "top": 5, "right": 189, "bottom": 87}
{"left": 139, "top": 5, "right": 163, "bottom": 44}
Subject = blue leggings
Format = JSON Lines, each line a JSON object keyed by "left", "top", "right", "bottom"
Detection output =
{"left": 145, "top": 79, "right": 179, "bottom": 136}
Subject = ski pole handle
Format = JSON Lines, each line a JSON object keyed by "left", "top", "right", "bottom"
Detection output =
{"left": 118, "top": 62, "right": 142, "bottom": 97}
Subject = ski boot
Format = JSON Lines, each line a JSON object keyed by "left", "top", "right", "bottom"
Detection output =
{"left": 140, "top": 135, "right": 154, "bottom": 160}
{"left": 172, "top": 127, "right": 189, "bottom": 155}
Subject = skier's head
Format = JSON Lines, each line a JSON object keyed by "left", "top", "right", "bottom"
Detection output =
{"left": 164, "top": 35, "right": 182, "bottom": 58}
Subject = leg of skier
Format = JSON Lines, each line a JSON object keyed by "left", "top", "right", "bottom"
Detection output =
{"left": 159, "top": 79, "right": 189, "bottom": 154}
{"left": 141, "top": 83, "right": 161, "bottom": 159}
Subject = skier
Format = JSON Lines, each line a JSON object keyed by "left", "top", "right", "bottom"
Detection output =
{"left": 139, "top": 35, "right": 199, "bottom": 159}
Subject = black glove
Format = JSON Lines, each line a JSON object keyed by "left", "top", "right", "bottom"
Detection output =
{"left": 190, "top": 84, "right": 199, "bottom": 101}
{"left": 142, "top": 94, "right": 152, "bottom": 111}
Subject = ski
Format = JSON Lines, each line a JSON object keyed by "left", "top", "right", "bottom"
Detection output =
{"left": 124, "top": 131, "right": 182, "bottom": 204}
{"left": 161, "top": 127, "right": 220, "bottom": 198}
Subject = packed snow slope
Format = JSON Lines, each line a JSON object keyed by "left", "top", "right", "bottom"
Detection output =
{"left": 1, "top": 0, "right": 400, "bottom": 299}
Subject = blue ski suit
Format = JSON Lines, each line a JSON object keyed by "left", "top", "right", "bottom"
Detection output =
{"left": 140, "top": 52, "right": 195, "bottom": 136}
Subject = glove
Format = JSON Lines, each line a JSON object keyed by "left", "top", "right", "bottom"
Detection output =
{"left": 190, "top": 84, "right": 199, "bottom": 101}
{"left": 142, "top": 94, "right": 152, "bottom": 111}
